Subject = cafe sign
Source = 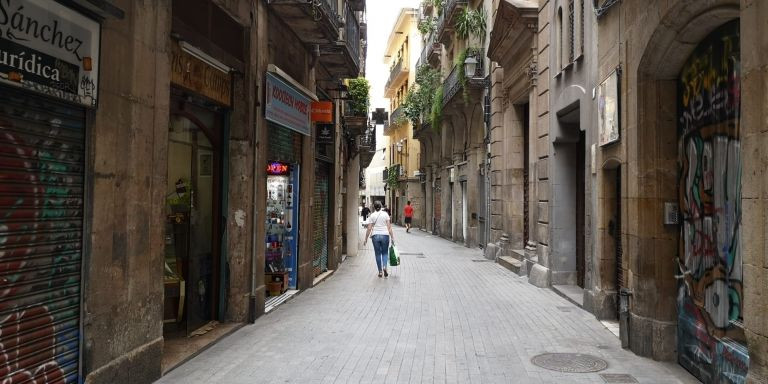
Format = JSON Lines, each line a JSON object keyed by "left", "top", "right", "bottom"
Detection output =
{"left": 0, "top": 0, "right": 100, "bottom": 107}
{"left": 265, "top": 72, "right": 311, "bottom": 136}
{"left": 171, "top": 41, "right": 231, "bottom": 106}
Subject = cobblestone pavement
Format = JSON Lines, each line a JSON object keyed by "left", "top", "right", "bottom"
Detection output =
{"left": 158, "top": 226, "right": 699, "bottom": 384}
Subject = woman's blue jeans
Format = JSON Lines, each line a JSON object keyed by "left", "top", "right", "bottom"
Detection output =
{"left": 371, "top": 234, "right": 390, "bottom": 272}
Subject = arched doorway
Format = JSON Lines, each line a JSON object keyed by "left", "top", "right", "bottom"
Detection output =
{"left": 676, "top": 19, "right": 748, "bottom": 383}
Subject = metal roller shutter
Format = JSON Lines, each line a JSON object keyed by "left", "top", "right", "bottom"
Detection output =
{"left": 312, "top": 161, "right": 330, "bottom": 276}
{"left": 0, "top": 87, "right": 85, "bottom": 384}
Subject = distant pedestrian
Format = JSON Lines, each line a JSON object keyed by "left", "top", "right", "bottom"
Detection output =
{"left": 363, "top": 202, "right": 394, "bottom": 278}
{"left": 382, "top": 203, "right": 391, "bottom": 216}
{"left": 361, "top": 204, "right": 370, "bottom": 221}
{"left": 404, "top": 201, "right": 414, "bottom": 233}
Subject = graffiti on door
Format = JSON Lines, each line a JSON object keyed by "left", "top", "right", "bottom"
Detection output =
{"left": 676, "top": 20, "right": 748, "bottom": 384}
{"left": 0, "top": 104, "right": 83, "bottom": 384}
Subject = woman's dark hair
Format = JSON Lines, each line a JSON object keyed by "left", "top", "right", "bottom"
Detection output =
{"left": 373, "top": 202, "right": 382, "bottom": 211}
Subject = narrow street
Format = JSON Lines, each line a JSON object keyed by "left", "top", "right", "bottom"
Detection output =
{"left": 158, "top": 226, "right": 697, "bottom": 384}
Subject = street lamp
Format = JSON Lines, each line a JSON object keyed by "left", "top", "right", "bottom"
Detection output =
{"left": 464, "top": 55, "right": 479, "bottom": 78}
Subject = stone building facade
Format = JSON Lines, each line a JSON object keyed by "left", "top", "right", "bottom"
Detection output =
{"left": 481, "top": 0, "right": 768, "bottom": 382}
{"left": 384, "top": 8, "right": 424, "bottom": 228}
{"left": 0, "top": 0, "right": 366, "bottom": 383}
{"left": 414, "top": 0, "right": 491, "bottom": 247}
{"left": 593, "top": 1, "right": 766, "bottom": 383}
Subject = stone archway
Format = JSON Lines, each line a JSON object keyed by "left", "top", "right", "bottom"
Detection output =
{"left": 629, "top": 0, "right": 741, "bottom": 375}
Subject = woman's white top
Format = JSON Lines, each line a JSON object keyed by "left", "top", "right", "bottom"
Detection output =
{"left": 368, "top": 210, "right": 390, "bottom": 236}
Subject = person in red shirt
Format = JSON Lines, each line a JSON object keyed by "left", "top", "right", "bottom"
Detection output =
{"left": 404, "top": 200, "right": 414, "bottom": 233}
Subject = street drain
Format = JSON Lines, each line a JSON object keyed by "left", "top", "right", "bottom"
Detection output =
{"left": 471, "top": 259, "right": 494, "bottom": 262}
{"left": 400, "top": 252, "right": 424, "bottom": 256}
{"left": 556, "top": 306, "right": 572, "bottom": 312}
{"left": 531, "top": 353, "right": 608, "bottom": 373}
{"left": 599, "top": 373, "right": 638, "bottom": 383}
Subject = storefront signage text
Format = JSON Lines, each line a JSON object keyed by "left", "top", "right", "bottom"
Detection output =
{"left": 267, "top": 162, "right": 290, "bottom": 175}
{"left": 316, "top": 124, "right": 334, "bottom": 144}
{"left": 0, "top": 0, "right": 100, "bottom": 107}
{"left": 311, "top": 101, "right": 333, "bottom": 123}
{"left": 265, "top": 72, "right": 311, "bottom": 136}
{"left": 171, "top": 42, "right": 231, "bottom": 107}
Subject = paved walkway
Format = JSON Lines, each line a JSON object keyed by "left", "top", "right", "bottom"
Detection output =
{"left": 157, "top": 227, "right": 699, "bottom": 384}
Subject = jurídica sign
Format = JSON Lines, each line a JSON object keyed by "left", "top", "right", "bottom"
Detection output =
{"left": 265, "top": 72, "right": 311, "bottom": 136}
{"left": 0, "top": 0, "right": 101, "bottom": 107}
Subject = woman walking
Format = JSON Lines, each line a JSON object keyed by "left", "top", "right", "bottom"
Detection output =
{"left": 363, "top": 202, "right": 395, "bottom": 277}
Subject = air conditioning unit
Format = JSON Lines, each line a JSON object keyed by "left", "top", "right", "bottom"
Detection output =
{"left": 413, "top": 170, "right": 423, "bottom": 177}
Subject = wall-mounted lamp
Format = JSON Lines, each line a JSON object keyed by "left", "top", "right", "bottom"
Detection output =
{"left": 464, "top": 55, "right": 479, "bottom": 79}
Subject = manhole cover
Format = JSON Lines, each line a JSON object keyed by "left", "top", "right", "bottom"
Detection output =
{"left": 600, "top": 373, "right": 638, "bottom": 383}
{"left": 531, "top": 353, "right": 608, "bottom": 373}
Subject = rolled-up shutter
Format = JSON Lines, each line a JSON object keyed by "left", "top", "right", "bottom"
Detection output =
{"left": 0, "top": 86, "right": 85, "bottom": 384}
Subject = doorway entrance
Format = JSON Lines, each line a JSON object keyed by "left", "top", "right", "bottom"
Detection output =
{"left": 163, "top": 93, "right": 225, "bottom": 338}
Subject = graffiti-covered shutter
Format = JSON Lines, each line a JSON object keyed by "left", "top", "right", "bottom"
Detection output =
{"left": 312, "top": 161, "right": 330, "bottom": 276}
{"left": 676, "top": 20, "right": 748, "bottom": 383}
{"left": 0, "top": 87, "right": 85, "bottom": 384}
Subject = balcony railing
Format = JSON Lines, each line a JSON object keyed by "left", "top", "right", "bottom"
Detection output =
{"left": 390, "top": 105, "right": 405, "bottom": 126}
{"left": 323, "top": 0, "right": 338, "bottom": 16}
{"left": 436, "top": 0, "right": 467, "bottom": 44}
{"left": 345, "top": 3, "right": 361, "bottom": 70}
{"left": 442, "top": 49, "right": 485, "bottom": 107}
{"left": 385, "top": 56, "right": 408, "bottom": 96}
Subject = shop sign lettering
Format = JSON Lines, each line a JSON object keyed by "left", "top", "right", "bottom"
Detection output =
{"left": 311, "top": 101, "right": 333, "bottom": 123}
{"left": 265, "top": 72, "right": 311, "bottom": 136}
{"left": 267, "top": 162, "right": 290, "bottom": 175}
{"left": 0, "top": 0, "right": 100, "bottom": 107}
{"left": 170, "top": 41, "right": 231, "bottom": 106}
{"left": 316, "top": 123, "right": 333, "bottom": 144}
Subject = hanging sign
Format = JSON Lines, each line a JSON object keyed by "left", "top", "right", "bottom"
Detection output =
{"left": 316, "top": 124, "right": 334, "bottom": 144}
{"left": 597, "top": 70, "right": 619, "bottom": 146}
{"left": 265, "top": 72, "right": 311, "bottom": 136}
{"left": 267, "top": 161, "right": 290, "bottom": 176}
{"left": 171, "top": 41, "right": 231, "bottom": 106}
{"left": 0, "top": 0, "right": 101, "bottom": 107}
{"left": 311, "top": 101, "right": 333, "bottom": 123}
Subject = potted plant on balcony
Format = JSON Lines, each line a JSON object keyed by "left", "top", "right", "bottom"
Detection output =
{"left": 344, "top": 77, "right": 370, "bottom": 135}
{"left": 347, "top": 77, "right": 370, "bottom": 117}
{"left": 418, "top": 16, "right": 436, "bottom": 36}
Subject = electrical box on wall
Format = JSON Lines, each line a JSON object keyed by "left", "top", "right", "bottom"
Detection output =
{"left": 449, "top": 167, "right": 455, "bottom": 183}
{"left": 664, "top": 202, "right": 679, "bottom": 225}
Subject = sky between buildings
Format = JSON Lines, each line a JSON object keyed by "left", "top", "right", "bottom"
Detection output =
{"left": 367, "top": 0, "right": 420, "bottom": 115}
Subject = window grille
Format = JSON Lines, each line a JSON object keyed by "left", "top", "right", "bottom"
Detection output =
{"left": 580, "top": 0, "right": 584, "bottom": 55}
{"left": 568, "top": 0, "right": 575, "bottom": 63}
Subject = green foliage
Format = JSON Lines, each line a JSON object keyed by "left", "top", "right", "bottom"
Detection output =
{"left": 430, "top": 85, "right": 443, "bottom": 133}
{"left": 400, "top": 65, "right": 441, "bottom": 127}
{"left": 386, "top": 167, "right": 400, "bottom": 189}
{"left": 455, "top": 47, "right": 482, "bottom": 103}
{"left": 417, "top": 17, "right": 436, "bottom": 36}
{"left": 347, "top": 77, "right": 370, "bottom": 117}
{"left": 454, "top": 7, "right": 487, "bottom": 42}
